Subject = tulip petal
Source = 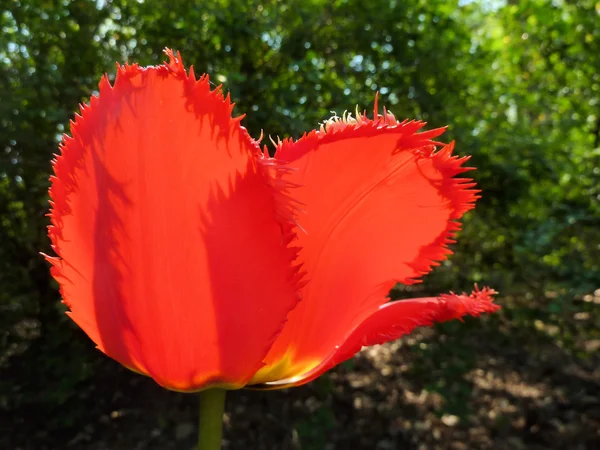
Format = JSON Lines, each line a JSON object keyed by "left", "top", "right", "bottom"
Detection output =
{"left": 257, "top": 287, "right": 499, "bottom": 388}
{"left": 46, "top": 50, "right": 301, "bottom": 391}
{"left": 250, "top": 108, "right": 482, "bottom": 385}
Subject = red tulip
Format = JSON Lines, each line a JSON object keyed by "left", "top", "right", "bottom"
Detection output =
{"left": 46, "top": 50, "right": 499, "bottom": 392}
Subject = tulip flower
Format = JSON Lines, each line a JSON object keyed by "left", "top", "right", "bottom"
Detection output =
{"left": 46, "top": 49, "right": 498, "bottom": 448}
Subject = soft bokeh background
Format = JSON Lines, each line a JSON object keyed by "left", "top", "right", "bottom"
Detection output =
{"left": 1, "top": 0, "right": 598, "bottom": 449}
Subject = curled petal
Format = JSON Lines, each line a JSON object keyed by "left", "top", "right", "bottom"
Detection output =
{"left": 46, "top": 50, "right": 300, "bottom": 391}
{"left": 250, "top": 105, "right": 484, "bottom": 385}
{"left": 257, "top": 287, "right": 499, "bottom": 389}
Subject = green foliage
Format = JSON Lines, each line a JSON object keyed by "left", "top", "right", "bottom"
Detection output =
{"left": 0, "top": 0, "right": 598, "bottom": 426}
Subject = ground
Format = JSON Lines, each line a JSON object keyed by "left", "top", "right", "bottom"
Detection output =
{"left": 1, "top": 291, "right": 599, "bottom": 449}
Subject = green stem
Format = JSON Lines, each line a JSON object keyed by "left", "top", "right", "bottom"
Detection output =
{"left": 197, "top": 388, "right": 226, "bottom": 450}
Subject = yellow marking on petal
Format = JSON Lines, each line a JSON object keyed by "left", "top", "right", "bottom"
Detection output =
{"left": 119, "top": 358, "right": 244, "bottom": 392}
{"left": 249, "top": 352, "right": 321, "bottom": 385}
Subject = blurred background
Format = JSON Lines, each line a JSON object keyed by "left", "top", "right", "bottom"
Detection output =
{"left": 1, "top": 0, "right": 598, "bottom": 449}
